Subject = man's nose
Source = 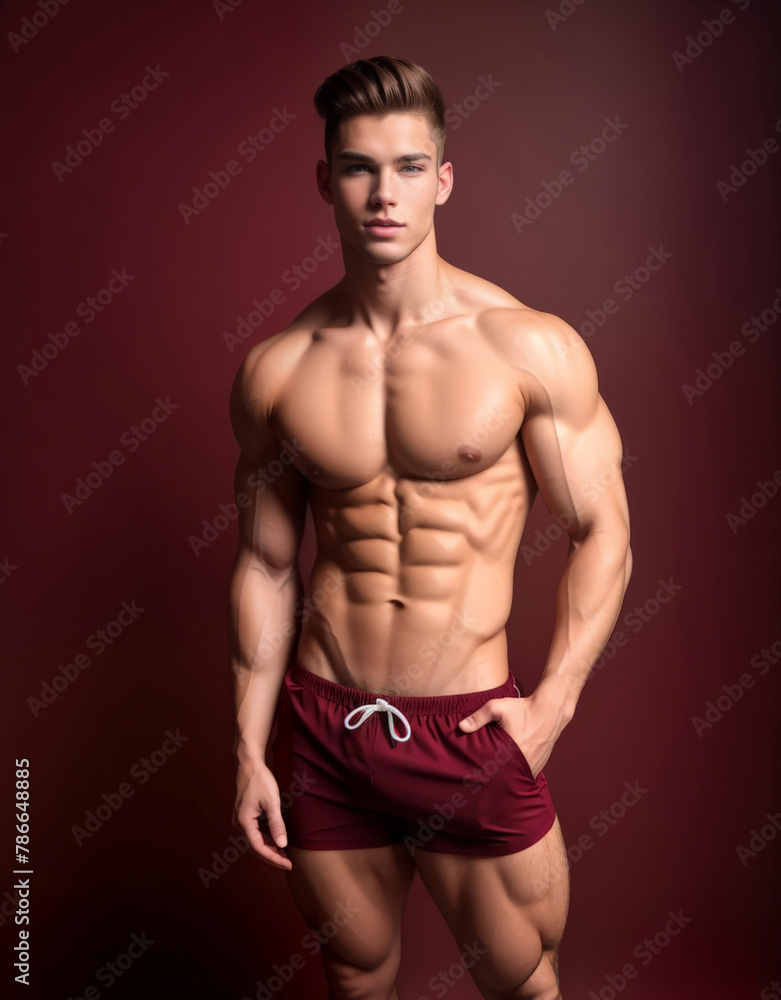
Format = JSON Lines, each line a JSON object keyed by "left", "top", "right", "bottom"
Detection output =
{"left": 371, "top": 168, "right": 397, "bottom": 206}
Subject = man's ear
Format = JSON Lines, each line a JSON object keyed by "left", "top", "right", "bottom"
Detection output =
{"left": 316, "top": 159, "right": 334, "bottom": 205}
{"left": 435, "top": 160, "right": 454, "bottom": 206}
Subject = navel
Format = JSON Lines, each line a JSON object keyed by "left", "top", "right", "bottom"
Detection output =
{"left": 457, "top": 446, "right": 482, "bottom": 463}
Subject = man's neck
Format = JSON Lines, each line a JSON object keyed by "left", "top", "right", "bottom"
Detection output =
{"left": 336, "top": 229, "right": 454, "bottom": 340}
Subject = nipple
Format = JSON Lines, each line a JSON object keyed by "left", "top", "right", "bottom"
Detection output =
{"left": 457, "top": 446, "right": 482, "bottom": 463}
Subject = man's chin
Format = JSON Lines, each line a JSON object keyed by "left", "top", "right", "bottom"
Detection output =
{"left": 358, "top": 238, "right": 420, "bottom": 266}
{"left": 339, "top": 227, "right": 426, "bottom": 267}
{"left": 362, "top": 248, "right": 412, "bottom": 266}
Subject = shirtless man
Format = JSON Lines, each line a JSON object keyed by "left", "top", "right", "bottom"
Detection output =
{"left": 230, "top": 56, "right": 632, "bottom": 1000}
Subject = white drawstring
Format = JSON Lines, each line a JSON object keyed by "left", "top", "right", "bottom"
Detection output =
{"left": 344, "top": 698, "right": 412, "bottom": 743}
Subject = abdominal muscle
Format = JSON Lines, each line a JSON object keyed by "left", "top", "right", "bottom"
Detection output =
{"left": 295, "top": 446, "right": 534, "bottom": 697}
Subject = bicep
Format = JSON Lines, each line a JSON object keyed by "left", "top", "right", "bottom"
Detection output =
{"left": 232, "top": 446, "right": 308, "bottom": 574}
{"left": 229, "top": 345, "right": 308, "bottom": 576}
{"left": 519, "top": 323, "right": 630, "bottom": 543}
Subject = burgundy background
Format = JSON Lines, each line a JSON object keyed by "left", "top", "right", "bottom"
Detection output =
{"left": 2, "top": 0, "right": 780, "bottom": 997}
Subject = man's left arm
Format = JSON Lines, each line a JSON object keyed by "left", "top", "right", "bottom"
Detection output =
{"left": 460, "top": 312, "right": 633, "bottom": 776}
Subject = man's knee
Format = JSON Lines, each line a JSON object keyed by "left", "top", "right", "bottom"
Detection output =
{"left": 321, "top": 939, "right": 400, "bottom": 1000}
{"left": 487, "top": 977, "right": 561, "bottom": 1000}
{"left": 518, "top": 987, "right": 560, "bottom": 1000}
{"left": 472, "top": 945, "right": 560, "bottom": 1000}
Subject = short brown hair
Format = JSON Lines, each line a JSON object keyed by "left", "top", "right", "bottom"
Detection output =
{"left": 314, "top": 55, "right": 446, "bottom": 166}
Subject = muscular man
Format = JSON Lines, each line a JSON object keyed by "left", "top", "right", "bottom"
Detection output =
{"left": 230, "top": 56, "right": 632, "bottom": 1000}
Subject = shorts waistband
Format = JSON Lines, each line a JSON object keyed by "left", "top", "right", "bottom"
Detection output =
{"left": 289, "top": 660, "right": 520, "bottom": 716}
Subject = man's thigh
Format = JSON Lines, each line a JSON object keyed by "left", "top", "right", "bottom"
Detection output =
{"left": 413, "top": 817, "right": 570, "bottom": 1000}
{"left": 285, "top": 843, "right": 416, "bottom": 995}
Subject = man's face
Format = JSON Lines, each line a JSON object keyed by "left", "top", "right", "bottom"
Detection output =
{"left": 317, "top": 113, "right": 452, "bottom": 266}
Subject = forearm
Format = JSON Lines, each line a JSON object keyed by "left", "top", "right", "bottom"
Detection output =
{"left": 229, "top": 552, "right": 304, "bottom": 768}
{"left": 532, "top": 529, "right": 632, "bottom": 730}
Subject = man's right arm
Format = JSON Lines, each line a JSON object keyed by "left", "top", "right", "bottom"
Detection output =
{"left": 228, "top": 338, "right": 308, "bottom": 869}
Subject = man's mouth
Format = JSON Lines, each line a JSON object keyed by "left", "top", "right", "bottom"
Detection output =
{"left": 364, "top": 219, "right": 405, "bottom": 237}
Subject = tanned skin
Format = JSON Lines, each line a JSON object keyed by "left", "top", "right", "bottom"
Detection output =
{"left": 229, "top": 111, "right": 632, "bottom": 1000}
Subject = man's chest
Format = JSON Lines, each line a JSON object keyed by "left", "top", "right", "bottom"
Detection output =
{"left": 271, "top": 324, "right": 525, "bottom": 489}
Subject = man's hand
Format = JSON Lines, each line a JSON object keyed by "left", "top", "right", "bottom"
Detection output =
{"left": 234, "top": 762, "right": 292, "bottom": 871}
{"left": 458, "top": 691, "right": 565, "bottom": 779}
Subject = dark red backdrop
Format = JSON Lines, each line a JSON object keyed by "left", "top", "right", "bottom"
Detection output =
{"left": 2, "top": 1, "right": 780, "bottom": 997}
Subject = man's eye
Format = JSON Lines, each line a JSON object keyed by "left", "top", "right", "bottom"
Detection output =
{"left": 344, "top": 164, "right": 423, "bottom": 174}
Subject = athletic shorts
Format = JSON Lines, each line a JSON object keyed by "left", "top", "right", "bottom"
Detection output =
{"left": 267, "top": 661, "right": 556, "bottom": 857}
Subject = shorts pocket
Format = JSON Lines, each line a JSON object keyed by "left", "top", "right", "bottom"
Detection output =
{"left": 491, "top": 722, "right": 536, "bottom": 782}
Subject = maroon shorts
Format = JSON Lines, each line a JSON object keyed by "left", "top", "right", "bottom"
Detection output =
{"left": 269, "top": 661, "right": 556, "bottom": 857}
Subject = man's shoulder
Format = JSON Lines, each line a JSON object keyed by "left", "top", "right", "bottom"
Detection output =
{"left": 236, "top": 326, "right": 308, "bottom": 384}
{"left": 231, "top": 287, "right": 337, "bottom": 410}
{"left": 230, "top": 329, "right": 305, "bottom": 424}
{"left": 475, "top": 302, "right": 588, "bottom": 380}
{"left": 449, "top": 266, "right": 580, "bottom": 362}
{"left": 455, "top": 276, "right": 597, "bottom": 410}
